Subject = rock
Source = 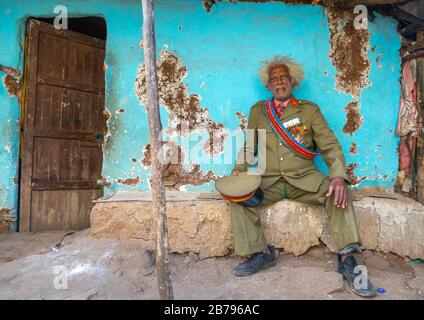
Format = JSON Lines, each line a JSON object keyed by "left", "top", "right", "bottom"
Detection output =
{"left": 321, "top": 196, "right": 424, "bottom": 259}
{"left": 353, "top": 205, "right": 379, "bottom": 250}
{"left": 91, "top": 201, "right": 232, "bottom": 259}
{"left": 90, "top": 191, "right": 424, "bottom": 260}
{"left": 259, "top": 200, "right": 326, "bottom": 256}
{"left": 373, "top": 197, "right": 424, "bottom": 260}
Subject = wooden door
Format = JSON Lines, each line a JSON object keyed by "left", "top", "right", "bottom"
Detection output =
{"left": 20, "top": 19, "right": 106, "bottom": 232}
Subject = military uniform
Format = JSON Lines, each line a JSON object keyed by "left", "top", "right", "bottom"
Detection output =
{"left": 231, "top": 98, "right": 361, "bottom": 256}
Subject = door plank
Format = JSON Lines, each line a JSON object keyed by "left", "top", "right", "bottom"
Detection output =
{"left": 20, "top": 19, "right": 106, "bottom": 231}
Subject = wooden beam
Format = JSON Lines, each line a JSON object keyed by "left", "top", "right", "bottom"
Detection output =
{"left": 141, "top": 0, "right": 174, "bottom": 300}
{"left": 323, "top": 0, "right": 411, "bottom": 8}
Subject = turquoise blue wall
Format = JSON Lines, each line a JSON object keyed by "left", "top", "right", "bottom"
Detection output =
{"left": 0, "top": 0, "right": 400, "bottom": 231}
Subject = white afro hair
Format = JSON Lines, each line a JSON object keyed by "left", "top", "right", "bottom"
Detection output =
{"left": 259, "top": 56, "right": 304, "bottom": 88}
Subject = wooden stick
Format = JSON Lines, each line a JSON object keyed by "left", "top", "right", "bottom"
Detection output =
{"left": 141, "top": 0, "right": 174, "bottom": 300}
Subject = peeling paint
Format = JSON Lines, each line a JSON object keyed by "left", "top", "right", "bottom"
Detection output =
{"left": 100, "top": 176, "right": 112, "bottom": 188}
{"left": 135, "top": 47, "right": 228, "bottom": 156}
{"left": 102, "top": 109, "right": 112, "bottom": 151}
{"left": 342, "top": 101, "right": 363, "bottom": 135}
{"left": 236, "top": 112, "right": 247, "bottom": 131}
{"left": 349, "top": 142, "right": 358, "bottom": 155}
{"left": 2, "top": 75, "right": 20, "bottom": 97}
{"left": 346, "top": 163, "right": 366, "bottom": 186}
{"left": 4, "top": 143, "right": 11, "bottom": 154}
{"left": 0, "top": 65, "right": 22, "bottom": 99}
{"left": 203, "top": 0, "right": 216, "bottom": 13}
{"left": 117, "top": 176, "right": 140, "bottom": 186}
{"left": 141, "top": 142, "right": 216, "bottom": 190}
{"left": 326, "top": 7, "right": 370, "bottom": 98}
{"left": 0, "top": 0, "right": 402, "bottom": 218}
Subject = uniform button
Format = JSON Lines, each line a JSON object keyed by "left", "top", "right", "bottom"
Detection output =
{"left": 279, "top": 142, "right": 282, "bottom": 146}
{"left": 281, "top": 171, "right": 285, "bottom": 175}
{"left": 280, "top": 157, "right": 284, "bottom": 161}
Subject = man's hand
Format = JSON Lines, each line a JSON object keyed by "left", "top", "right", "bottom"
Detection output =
{"left": 326, "top": 177, "right": 348, "bottom": 208}
{"left": 231, "top": 169, "right": 239, "bottom": 176}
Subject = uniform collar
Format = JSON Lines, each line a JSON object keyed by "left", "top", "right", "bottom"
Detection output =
{"left": 272, "top": 96, "right": 300, "bottom": 107}
{"left": 288, "top": 96, "right": 300, "bottom": 107}
{"left": 273, "top": 97, "right": 290, "bottom": 108}
{"left": 263, "top": 96, "right": 302, "bottom": 121}
{"left": 282, "top": 97, "right": 302, "bottom": 120}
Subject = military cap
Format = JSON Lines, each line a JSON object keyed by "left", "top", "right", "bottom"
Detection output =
{"left": 215, "top": 171, "right": 263, "bottom": 207}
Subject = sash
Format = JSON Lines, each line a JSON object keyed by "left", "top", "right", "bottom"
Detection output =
{"left": 263, "top": 98, "right": 318, "bottom": 160}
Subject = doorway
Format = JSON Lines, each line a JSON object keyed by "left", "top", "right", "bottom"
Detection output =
{"left": 19, "top": 18, "right": 107, "bottom": 232}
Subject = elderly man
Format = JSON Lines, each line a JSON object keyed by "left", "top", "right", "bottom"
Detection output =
{"left": 229, "top": 56, "right": 376, "bottom": 297}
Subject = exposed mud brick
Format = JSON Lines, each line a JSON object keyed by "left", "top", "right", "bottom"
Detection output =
{"left": 349, "top": 142, "right": 358, "bottom": 155}
{"left": 135, "top": 47, "right": 228, "bottom": 156}
{"left": 326, "top": 7, "right": 370, "bottom": 97}
{"left": 117, "top": 177, "right": 140, "bottom": 186}
{"left": 141, "top": 142, "right": 216, "bottom": 190}
{"left": 346, "top": 163, "right": 366, "bottom": 186}
{"left": 2, "top": 75, "right": 20, "bottom": 97}
{"left": 91, "top": 200, "right": 232, "bottom": 259}
{"left": 236, "top": 112, "right": 247, "bottom": 131}
{"left": 343, "top": 101, "right": 363, "bottom": 135}
{"left": 91, "top": 191, "right": 424, "bottom": 260}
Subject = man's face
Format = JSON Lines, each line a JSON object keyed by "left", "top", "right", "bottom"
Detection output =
{"left": 268, "top": 65, "right": 293, "bottom": 101}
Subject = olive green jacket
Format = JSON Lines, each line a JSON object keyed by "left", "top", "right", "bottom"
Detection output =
{"left": 234, "top": 98, "right": 350, "bottom": 192}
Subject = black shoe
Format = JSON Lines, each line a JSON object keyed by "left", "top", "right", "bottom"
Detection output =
{"left": 233, "top": 245, "right": 277, "bottom": 277}
{"left": 337, "top": 255, "right": 377, "bottom": 298}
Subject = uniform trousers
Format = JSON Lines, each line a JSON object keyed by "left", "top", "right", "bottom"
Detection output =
{"left": 229, "top": 177, "right": 362, "bottom": 256}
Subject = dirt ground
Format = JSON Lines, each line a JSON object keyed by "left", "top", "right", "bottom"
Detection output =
{"left": 0, "top": 229, "right": 423, "bottom": 300}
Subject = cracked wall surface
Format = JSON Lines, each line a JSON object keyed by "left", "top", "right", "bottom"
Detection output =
{"left": 346, "top": 163, "right": 366, "bottom": 187}
{"left": 140, "top": 142, "right": 216, "bottom": 190}
{"left": 326, "top": 7, "right": 371, "bottom": 98}
{"left": 236, "top": 112, "right": 247, "bottom": 131}
{"left": 326, "top": 7, "right": 370, "bottom": 166}
{"left": 2, "top": 75, "right": 20, "bottom": 98}
{"left": 343, "top": 101, "right": 363, "bottom": 135}
{"left": 135, "top": 47, "right": 225, "bottom": 189}
{"left": 349, "top": 142, "right": 358, "bottom": 155}
{"left": 0, "top": 0, "right": 402, "bottom": 223}
{"left": 135, "top": 47, "right": 228, "bottom": 156}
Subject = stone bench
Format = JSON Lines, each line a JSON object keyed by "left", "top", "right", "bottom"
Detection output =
{"left": 90, "top": 190, "right": 424, "bottom": 259}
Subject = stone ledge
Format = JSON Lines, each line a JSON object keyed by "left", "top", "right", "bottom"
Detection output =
{"left": 90, "top": 191, "right": 424, "bottom": 259}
